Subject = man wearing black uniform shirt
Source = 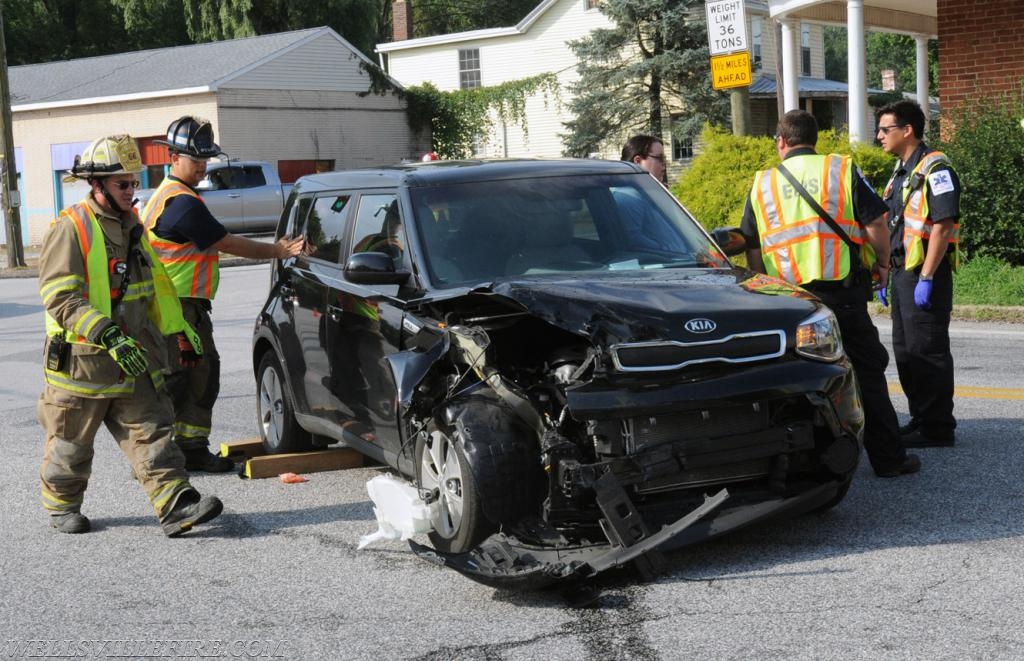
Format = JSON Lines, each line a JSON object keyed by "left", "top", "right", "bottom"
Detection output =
{"left": 876, "top": 100, "right": 960, "bottom": 448}
{"left": 741, "top": 110, "right": 919, "bottom": 478}
{"left": 142, "top": 116, "right": 304, "bottom": 471}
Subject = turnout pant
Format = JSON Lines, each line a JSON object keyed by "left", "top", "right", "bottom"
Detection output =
{"left": 38, "top": 372, "right": 191, "bottom": 518}
{"left": 890, "top": 262, "right": 956, "bottom": 436}
{"left": 167, "top": 298, "right": 220, "bottom": 450}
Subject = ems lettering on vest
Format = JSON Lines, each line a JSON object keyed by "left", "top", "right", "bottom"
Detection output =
{"left": 781, "top": 177, "right": 821, "bottom": 199}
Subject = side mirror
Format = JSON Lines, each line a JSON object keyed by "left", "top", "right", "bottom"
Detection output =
{"left": 344, "top": 252, "right": 410, "bottom": 285}
{"left": 710, "top": 227, "right": 747, "bottom": 257}
{"left": 196, "top": 178, "right": 214, "bottom": 191}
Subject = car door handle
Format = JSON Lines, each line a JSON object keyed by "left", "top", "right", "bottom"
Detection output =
{"left": 228, "top": 193, "right": 241, "bottom": 198}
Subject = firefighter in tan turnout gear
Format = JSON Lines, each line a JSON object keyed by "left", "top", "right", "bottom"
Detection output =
{"left": 37, "top": 134, "right": 223, "bottom": 536}
{"left": 142, "top": 116, "right": 303, "bottom": 472}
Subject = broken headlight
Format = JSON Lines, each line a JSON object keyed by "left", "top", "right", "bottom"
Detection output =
{"left": 794, "top": 306, "right": 843, "bottom": 362}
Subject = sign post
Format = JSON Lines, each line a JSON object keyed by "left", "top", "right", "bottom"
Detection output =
{"left": 705, "top": 0, "right": 752, "bottom": 135}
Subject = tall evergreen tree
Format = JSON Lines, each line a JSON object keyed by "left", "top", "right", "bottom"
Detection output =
{"left": 562, "top": 0, "right": 728, "bottom": 158}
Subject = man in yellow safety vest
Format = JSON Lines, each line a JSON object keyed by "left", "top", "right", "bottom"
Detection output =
{"left": 741, "top": 110, "right": 920, "bottom": 479}
{"left": 38, "top": 134, "right": 223, "bottom": 536}
{"left": 876, "top": 100, "right": 960, "bottom": 448}
{"left": 142, "top": 116, "right": 303, "bottom": 471}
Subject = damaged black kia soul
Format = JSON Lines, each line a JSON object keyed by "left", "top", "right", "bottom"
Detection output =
{"left": 252, "top": 159, "right": 863, "bottom": 588}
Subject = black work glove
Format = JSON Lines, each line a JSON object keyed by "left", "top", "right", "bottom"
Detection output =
{"left": 176, "top": 332, "right": 203, "bottom": 368}
{"left": 98, "top": 325, "right": 148, "bottom": 376}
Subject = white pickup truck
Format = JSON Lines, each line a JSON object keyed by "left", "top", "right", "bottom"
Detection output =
{"left": 136, "top": 160, "right": 292, "bottom": 234}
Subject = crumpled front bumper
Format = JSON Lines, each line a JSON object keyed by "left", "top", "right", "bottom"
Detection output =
{"left": 409, "top": 478, "right": 842, "bottom": 590}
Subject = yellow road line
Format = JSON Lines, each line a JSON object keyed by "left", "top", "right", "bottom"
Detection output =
{"left": 888, "top": 382, "right": 1024, "bottom": 400}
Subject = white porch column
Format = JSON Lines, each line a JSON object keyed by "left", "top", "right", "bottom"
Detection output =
{"left": 780, "top": 18, "right": 800, "bottom": 111}
{"left": 915, "top": 34, "right": 930, "bottom": 120}
{"left": 847, "top": 0, "right": 867, "bottom": 142}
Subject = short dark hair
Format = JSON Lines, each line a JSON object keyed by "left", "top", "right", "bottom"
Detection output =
{"left": 776, "top": 110, "right": 818, "bottom": 147}
{"left": 621, "top": 135, "right": 663, "bottom": 162}
{"left": 876, "top": 99, "right": 926, "bottom": 139}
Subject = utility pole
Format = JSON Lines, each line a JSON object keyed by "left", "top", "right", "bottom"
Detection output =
{"left": 0, "top": 3, "right": 25, "bottom": 268}
{"left": 730, "top": 88, "right": 751, "bottom": 136}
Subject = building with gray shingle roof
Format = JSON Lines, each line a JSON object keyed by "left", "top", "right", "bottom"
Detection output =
{"left": 6, "top": 27, "right": 428, "bottom": 245}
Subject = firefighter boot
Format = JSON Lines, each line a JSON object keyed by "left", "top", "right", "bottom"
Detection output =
{"left": 160, "top": 489, "right": 223, "bottom": 537}
{"left": 178, "top": 436, "right": 235, "bottom": 473}
{"left": 50, "top": 512, "right": 91, "bottom": 534}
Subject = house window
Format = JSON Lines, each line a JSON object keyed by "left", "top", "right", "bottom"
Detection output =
{"left": 801, "top": 25, "right": 811, "bottom": 77}
{"left": 672, "top": 136, "right": 693, "bottom": 161}
{"left": 751, "top": 16, "right": 763, "bottom": 71}
{"left": 459, "top": 49, "right": 481, "bottom": 89}
{"left": 584, "top": 0, "right": 601, "bottom": 9}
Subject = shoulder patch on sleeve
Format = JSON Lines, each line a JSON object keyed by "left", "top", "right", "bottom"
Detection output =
{"left": 928, "top": 169, "right": 955, "bottom": 195}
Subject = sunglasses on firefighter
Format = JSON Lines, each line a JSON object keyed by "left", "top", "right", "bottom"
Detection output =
{"left": 109, "top": 180, "right": 142, "bottom": 191}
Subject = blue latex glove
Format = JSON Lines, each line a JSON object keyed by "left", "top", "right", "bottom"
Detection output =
{"left": 914, "top": 278, "right": 933, "bottom": 310}
{"left": 876, "top": 287, "right": 888, "bottom": 307}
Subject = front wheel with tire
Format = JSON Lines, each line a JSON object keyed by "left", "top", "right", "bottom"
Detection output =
{"left": 415, "top": 422, "right": 493, "bottom": 554}
{"left": 257, "top": 351, "right": 313, "bottom": 454}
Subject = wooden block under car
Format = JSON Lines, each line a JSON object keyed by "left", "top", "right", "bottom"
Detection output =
{"left": 241, "top": 447, "right": 364, "bottom": 479}
{"left": 219, "top": 438, "right": 266, "bottom": 459}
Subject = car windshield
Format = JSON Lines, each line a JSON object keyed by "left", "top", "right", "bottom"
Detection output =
{"left": 409, "top": 172, "right": 729, "bottom": 287}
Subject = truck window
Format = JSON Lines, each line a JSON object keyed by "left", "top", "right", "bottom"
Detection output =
{"left": 241, "top": 166, "right": 267, "bottom": 188}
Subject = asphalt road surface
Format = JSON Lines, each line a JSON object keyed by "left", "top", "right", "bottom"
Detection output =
{"left": 2, "top": 264, "right": 1023, "bottom": 660}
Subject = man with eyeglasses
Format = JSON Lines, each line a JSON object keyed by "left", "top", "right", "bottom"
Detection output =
{"left": 36, "top": 134, "right": 223, "bottom": 536}
{"left": 142, "top": 116, "right": 304, "bottom": 472}
{"left": 875, "top": 100, "right": 960, "bottom": 448}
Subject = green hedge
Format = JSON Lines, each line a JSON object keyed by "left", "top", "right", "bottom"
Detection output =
{"left": 938, "top": 99, "right": 1024, "bottom": 266}
{"left": 672, "top": 125, "right": 892, "bottom": 231}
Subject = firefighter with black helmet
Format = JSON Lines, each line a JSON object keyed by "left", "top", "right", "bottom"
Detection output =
{"left": 38, "top": 134, "right": 223, "bottom": 536}
{"left": 142, "top": 116, "right": 304, "bottom": 471}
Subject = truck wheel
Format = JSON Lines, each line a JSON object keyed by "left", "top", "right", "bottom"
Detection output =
{"left": 416, "top": 418, "right": 494, "bottom": 554}
{"left": 257, "top": 351, "right": 313, "bottom": 454}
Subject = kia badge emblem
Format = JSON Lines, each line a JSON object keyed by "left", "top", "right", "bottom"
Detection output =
{"left": 684, "top": 318, "right": 717, "bottom": 333}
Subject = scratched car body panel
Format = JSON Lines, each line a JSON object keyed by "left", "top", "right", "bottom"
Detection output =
{"left": 252, "top": 159, "right": 863, "bottom": 588}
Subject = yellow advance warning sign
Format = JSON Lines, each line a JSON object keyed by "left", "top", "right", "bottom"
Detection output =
{"left": 710, "top": 52, "right": 752, "bottom": 90}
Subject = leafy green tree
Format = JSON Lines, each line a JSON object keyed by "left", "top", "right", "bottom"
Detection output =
{"left": 409, "top": 0, "right": 538, "bottom": 38}
{"left": 561, "top": 0, "right": 728, "bottom": 158}
{"left": 824, "top": 27, "right": 938, "bottom": 94}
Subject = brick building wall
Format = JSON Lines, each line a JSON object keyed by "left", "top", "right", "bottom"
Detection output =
{"left": 938, "top": 0, "right": 1024, "bottom": 126}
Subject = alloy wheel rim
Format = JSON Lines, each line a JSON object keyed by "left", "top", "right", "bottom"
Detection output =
{"left": 422, "top": 430, "right": 464, "bottom": 538}
{"left": 259, "top": 365, "right": 283, "bottom": 445}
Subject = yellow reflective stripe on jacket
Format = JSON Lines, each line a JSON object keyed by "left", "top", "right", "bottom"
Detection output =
{"left": 40, "top": 274, "right": 84, "bottom": 306}
{"left": 897, "top": 151, "right": 960, "bottom": 272}
{"left": 751, "top": 154, "right": 871, "bottom": 285}
{"left": 142, "top": 179, "right": 220, "bottom": 300}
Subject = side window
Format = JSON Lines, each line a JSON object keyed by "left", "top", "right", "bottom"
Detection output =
{"left": 241, "top": 165, "right": 267, "bottom": 188}
{"left": 288, "top": 196, "right": 314, "bottom": 240}
{"left": 306, "top": 193, "right": 352, "bottom": 264}
{"left": 350, "top": 193, "right": 406, "bottom": 269}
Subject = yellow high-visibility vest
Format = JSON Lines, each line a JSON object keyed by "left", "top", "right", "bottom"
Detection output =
{"left": 750, "top": 153, "right": 875, "bottom": 285}
{"left": 41, "top": 202, "right": 193, "bottom": 395}
{"left": 884, "top": 151, "right": 960, "bottom": 272}
{"left": 141, "top": 178, "right": 220, "bottom": 300}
